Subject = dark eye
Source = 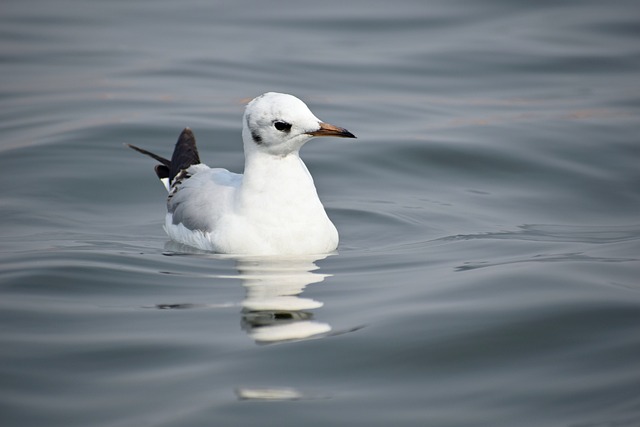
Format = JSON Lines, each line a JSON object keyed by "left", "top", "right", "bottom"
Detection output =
{"left": 274, "top": 121, "right": 292, "bottom": 132}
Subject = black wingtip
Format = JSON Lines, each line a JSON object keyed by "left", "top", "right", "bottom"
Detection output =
{"left": 169, "top": 128, "right": 201, "bottom": 182}
{"left": 126, "top": 143, "right": 171, "bottom": 167}
{"left": 126, "top": 128, "right": 201, "bottom": 185}
{"left": 154, "top": 164, "right": 170, "bottom": 181}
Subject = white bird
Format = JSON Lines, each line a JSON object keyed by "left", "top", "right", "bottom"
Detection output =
{"left": 128, "top": 92, "right": 356, "bottom": 255}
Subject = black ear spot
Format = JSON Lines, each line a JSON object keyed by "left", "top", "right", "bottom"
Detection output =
{"left": 251, "top": 130, "right": 262, "bottom": 144}
{"left": 274, "top": 121, "right": 292, "bottom": 132}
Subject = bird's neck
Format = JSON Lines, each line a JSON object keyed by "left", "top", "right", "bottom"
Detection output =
{"left": 241, "top": 150, "right": 314, "bottom": 195}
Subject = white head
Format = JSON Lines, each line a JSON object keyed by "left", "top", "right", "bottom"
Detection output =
{"left": 242, "top": 92, "right": 355, "bottom": 157}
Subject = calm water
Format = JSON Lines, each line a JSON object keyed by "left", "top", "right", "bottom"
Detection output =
{"left": 1, "top": 0, "right": 640, "bottom": 426}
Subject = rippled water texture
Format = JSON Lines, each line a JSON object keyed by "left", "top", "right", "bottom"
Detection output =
{"left": 1, "top": 1, "right": 639, "bottom": 426}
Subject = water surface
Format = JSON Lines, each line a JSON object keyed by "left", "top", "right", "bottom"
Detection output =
{"left": 1, "top": 1, "right": 639, "bottom": 426}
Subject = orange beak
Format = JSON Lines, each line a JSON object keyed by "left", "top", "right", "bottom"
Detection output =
{"left": 307, "top": 122, "right": 356, "bottom": 139}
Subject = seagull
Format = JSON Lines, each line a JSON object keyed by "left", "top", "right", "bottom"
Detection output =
{"left": 127, "top": 92, "right": 356, "bottom": 255}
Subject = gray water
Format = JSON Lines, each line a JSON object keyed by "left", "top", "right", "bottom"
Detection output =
{"left": 1, "top": 0, "right": 640, "bottom": 426}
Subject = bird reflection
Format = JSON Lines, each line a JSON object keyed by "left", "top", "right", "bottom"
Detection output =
{"left": 158, "top": 245, "right": 333, "bottom": 345}
{"left": 235, "top": 256, "right": 332, "bottom": 344}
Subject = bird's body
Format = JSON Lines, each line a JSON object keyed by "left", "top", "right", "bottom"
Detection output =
{"left": 128, "top": 92, "right": 355, "bottom": 255}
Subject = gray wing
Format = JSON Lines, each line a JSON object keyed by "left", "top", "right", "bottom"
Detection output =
{"left": 167, "top": 165, "right": 242, "bottom": 232}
